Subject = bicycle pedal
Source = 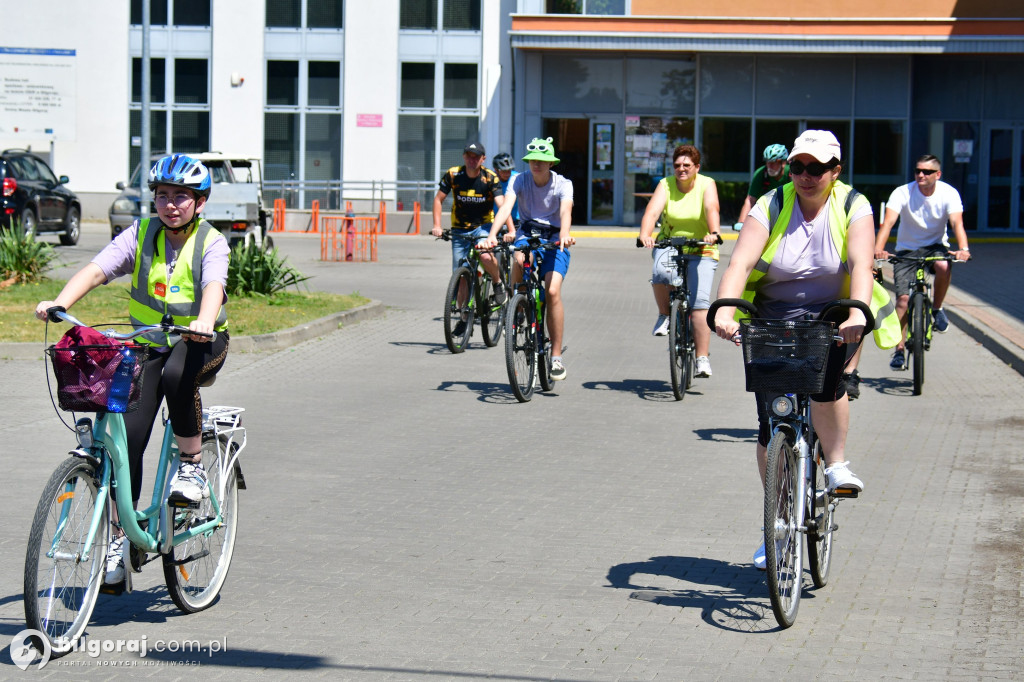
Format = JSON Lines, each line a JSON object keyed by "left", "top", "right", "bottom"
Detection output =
{"left": 168, "top": 495, "right": 201, "bottom": 509}
{"left": 832, "top": 487, "right": 860, "bottom": 499}
{"left": 100, "top": 569, "right": 132, "bottom": 596}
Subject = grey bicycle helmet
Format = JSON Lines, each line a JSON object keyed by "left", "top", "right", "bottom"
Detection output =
{"left": 493, "top": 152, "right": 515, "bottom": 172}
{"left": 763, "top": 144, "right": 789, "bottom": 162}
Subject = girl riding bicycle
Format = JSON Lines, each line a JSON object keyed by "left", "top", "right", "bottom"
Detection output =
{"left": 712, "top": 130, "right": 899, "bottom": 569}
{"left": 34, "top": 153, "right": 229, "bottom": 584}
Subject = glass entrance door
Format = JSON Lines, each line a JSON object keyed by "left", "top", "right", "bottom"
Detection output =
{"left": 589, "top": 120, "right": 618, "bottom": 225}
{"left": 983, "top": 125, "right": 1024, "bottom": 230}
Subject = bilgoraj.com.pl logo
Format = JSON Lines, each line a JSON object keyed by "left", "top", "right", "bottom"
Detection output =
{"left": 10, "top": 629, "right": 226, "bottom": 669}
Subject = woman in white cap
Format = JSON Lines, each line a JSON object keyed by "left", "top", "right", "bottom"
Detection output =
{"left": 712, "top": 130, "right": 899, "bottom": 570}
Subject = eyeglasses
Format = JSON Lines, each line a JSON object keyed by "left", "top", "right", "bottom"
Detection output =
{"left": 789, "top": 159, "right": 838, "bottom": 177}
{"left": 526, "top": 142, "right": 551, "bottom": 152}
{"left": 914, "top": 168, "right": 939, "bottom": 176}
{"left": 154, "top": 192, "right": 195, "bottom": 207}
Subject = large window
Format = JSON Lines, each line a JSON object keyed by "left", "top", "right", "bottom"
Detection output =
{"left": 266, "top": 0, "right": 343, "bottom": 29}
{"left": 401, "top": 63, "right": 434, "bottom": 108}
{"left": 443, "top": 64, "right": 477, "bottom": 109}
{"left": 308, "top": 62, "right": 340, "bottom": 107}
{"left": 174, "top": 59, "right": 207, "bottom": 104}
{"left": 131, "top": 0, "right": 168, "bottom": 24}
{"left": 267, "top": 61, "right": 300, "bottom": 106}
{"left": 173, "top": 0, "right": 210, "bottom": 26}
{"left": 400, "top": 0, "right": 480, "bottom": 30}
{"left": 132, "top": 58, "right": 166, "bottom": 103}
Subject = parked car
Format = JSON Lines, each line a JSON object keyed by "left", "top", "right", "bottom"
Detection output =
{"left": 0, "top": 148, "right": 81, "bottom": 245}
{"left": 109, "top": 153, "right": 272, "bottom": 249}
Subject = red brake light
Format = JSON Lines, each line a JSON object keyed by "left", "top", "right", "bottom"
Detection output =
{"left": 2, "top": 177, "right": 15, "bottom": 197}
{"left": 230, "top": 222, "right": 247, "bottom": 231}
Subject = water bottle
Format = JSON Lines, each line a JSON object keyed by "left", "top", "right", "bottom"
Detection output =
{"left": 107, "top": 347, "right": 135, "bottom": 412}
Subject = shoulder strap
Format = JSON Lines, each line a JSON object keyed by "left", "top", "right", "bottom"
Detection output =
{"left": 844, "top": 187, "right": 863, "bottom": 217}
{"left": 768, "top": 187, "right": 784, "bottom": 228}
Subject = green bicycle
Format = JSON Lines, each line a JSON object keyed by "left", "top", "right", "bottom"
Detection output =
{"left": 24, "top": 308, "right": 245, "bottom": 657}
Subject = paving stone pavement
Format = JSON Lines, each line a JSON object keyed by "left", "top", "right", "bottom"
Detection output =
{"left": 1, "top": 224, "right": 1022, "bottom": 680}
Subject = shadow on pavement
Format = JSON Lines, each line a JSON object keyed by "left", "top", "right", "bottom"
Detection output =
{"left": 581, "top": 378, "right": 691, "bottom": 402}
{"left": 692, "top": 427, "right": 759, "bottom": 443}
{"left": 436, "top": 380, "right": 529, "bottom": 404}
{"left": 390, "top": 340, "right": 456, "bottom": 355}
{"left": 859, "top": 375, "right": 913, "bottom": 397}
{"left": 606, "top": 555, "right": 803, "bottom": 633}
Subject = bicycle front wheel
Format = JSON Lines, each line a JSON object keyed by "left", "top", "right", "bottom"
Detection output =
{"left": 910, "top": 291, "right": 926, "bottom": 395}
{"left": 505, "top": 293, "right": 536, "bottom": 402}
{"left": 478, "top": 274, "right": 504, "bottom": 348}
{"left": 538, "top": 313, "right": 553, "bottom": 392}
{"left": 667, "top": 299, "right": 689, "bottom": 400}
{"left": 807, "top": 440, "right": 834, "bottom": 588}
{"left": 24, "top": 456, "right": 108, "bottom": 656}
{"left": 163, "top": 434, "right": 239, "bottom": 613}
{"left": 443, "top": 267, "right": 475, "bottom": 353}
{"left": 764, "top": 432, "right": 803, "bottom": 628}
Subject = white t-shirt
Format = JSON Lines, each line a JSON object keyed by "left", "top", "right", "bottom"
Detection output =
{"left": 506, "top": 170, "right": 573, "bottom": 227}
{"left": 886, "top": 180, "right": 963, "bottom": 251}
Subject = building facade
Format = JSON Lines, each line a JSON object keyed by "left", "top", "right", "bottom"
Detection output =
{"left": 1, "top": 0, "right": 1022, "bottom": 231}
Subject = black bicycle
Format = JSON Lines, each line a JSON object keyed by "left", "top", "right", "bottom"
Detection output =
{"left": 504, "top": 237, "right": 562, "bottom": 403}
{"left": 707, "top": 297, "right": 873, "bottom": 628}
{"left": 438, "top": 229, "right": 511, "bottom": 353}
{"left": 884, "top": 253, "right": 962, "bottom": 396}
{"left": 639, "top": 235, "right": 722, "bottom": 400}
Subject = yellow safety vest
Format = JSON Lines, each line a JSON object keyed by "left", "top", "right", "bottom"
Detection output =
{"left": 739, "top": 182, "right": 900, "bottom": 349}
{"left": 130, "top": 218, "right": 228, "bottom": 347}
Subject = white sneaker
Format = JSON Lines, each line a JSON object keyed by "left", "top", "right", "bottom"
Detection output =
{"left": 695, "top": 356, "right": 712, "bottom": 377}
{"left": 550, "top": 357, "right": 566, "bottom": 381}
{"left": 170, "top": 460, "right": 209, "bottom": 502}
{"left": 652, "top": 314, "right": 669, "bottom": 336}
{"left": 105, "top": 534, "right": 125, "bottom": 584}
{"left": 753, "top": 541, "right": 766, "bottom": 570}
{"left": 825, "top": 461, "right": 864, "bottom": 492}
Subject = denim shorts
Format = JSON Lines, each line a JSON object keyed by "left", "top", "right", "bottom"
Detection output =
{"left": 513, "top": 235, "right": 570, "bottom": 278}
{"left": 651, "top": 248, "right": 717, "bottom": 309}
{"left": 450, "top": 225, "right": 492, "bottom": 270}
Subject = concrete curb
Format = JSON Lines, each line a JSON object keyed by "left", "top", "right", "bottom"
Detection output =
{"left": 0, "top": 300, "right": 386, "bottom": 361}
{"left": 943, "top": 289, "right": 1024, "bottom": 377}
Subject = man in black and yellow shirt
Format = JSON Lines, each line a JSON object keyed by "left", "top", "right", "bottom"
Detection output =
{"left": 431, "top": 142, "right": 506, "bottom": 302}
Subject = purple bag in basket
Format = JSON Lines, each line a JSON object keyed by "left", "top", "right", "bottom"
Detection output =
{"left": 51, "top": 326, "right": 123, "bottom": 411}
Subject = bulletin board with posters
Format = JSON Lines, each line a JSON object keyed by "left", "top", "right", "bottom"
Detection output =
{"left": 624, "top": 116, "right": 693, "bottom": 225}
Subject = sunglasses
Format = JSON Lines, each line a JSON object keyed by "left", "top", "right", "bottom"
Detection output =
{"left": 789, "top": 159, "right": 838, "bottom": 177}
{"left": 526, "top": 142, "right": 551, "bottom": 152}
{"left": 914, "top": 168, "right": 939, "bottom": 176}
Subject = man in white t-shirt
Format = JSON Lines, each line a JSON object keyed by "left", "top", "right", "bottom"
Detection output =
{"left": 874, "top": 154, "right": 971, "bottom": 370}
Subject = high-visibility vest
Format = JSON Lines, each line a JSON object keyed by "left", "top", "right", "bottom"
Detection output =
{"left": 740, "top": 181, "right": 900, "bottom": 349}
{"left": 129, "top": 218, "right": 228, "bottom": 347}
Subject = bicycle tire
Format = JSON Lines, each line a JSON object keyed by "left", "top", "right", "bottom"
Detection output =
{"left": 538, "top": 305, "right": 553, "bottom": 392}
{"left": 163, "top": 434, "right": 239, "bottom": 613}
{"left": 24, "top": 456, "right": 108, "bottom": 656}
{"left": 764, "top": 432, "right": 802, "bottom": 628}
{"left": 684, "top": 306, "right": 696, "bottom": 391}
{"left": 807, "top": 440, "right": 834, "bottom": 588}
{"left": 443, "top": 267, "right": 475, "bottom": 353}
{"left": 479, "top": 274, "right": 504, "bottom": 348}
{"left": 668, "top": 298, "right": 686, "bottom": 400}
{"left": 505, "top": 293, "right": 536, "bottom": 402}
{"left": 910, "top": 291, "right": 926, "bottom": 396}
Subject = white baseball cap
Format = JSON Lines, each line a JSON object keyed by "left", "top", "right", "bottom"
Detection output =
{"left": 788, "top": 130, "right": 841, "bottom": 164}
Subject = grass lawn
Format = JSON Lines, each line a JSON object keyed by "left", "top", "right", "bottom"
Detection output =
{"left": 0, "top": 280, "right": 369, "bottom": 343}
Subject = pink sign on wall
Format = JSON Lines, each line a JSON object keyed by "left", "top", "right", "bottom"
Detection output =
{"left": 357, "top": 114, "right": 383, "bottom": 128}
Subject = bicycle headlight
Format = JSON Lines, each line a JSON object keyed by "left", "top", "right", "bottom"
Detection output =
{"left": 75, "top": 417, "right": 94, "bottom": 449}
{"left": 771, "top": 395, "right": 795, "bottom": 418}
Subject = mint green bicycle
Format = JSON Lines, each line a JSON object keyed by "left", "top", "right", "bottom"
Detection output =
{"left": 23, "top": 308, "right": 246, "bottom": 657}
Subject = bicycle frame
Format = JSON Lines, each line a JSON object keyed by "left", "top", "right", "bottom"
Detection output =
{"left": 52, "top": 407, "right": 245, "bottom": 565}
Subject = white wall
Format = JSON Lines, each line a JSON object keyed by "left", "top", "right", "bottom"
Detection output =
{"left": 0, "top": 0, "right": 129, "bottom": 211}
{"left": 210, "top": 0, "right": 265, "bottom": 159}
{"left": 342, "top": 1, "right": 399, "bottom": 186}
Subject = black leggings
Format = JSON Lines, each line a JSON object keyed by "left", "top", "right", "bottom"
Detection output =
{"left": 121, "top": 334, "right": 229, "bottom": 503}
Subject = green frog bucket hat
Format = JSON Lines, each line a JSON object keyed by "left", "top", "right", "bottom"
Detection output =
{"left": 522, "top": 137, "right": 560, "bottom": 164}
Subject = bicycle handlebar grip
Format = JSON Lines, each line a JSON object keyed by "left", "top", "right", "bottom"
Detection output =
{"left": 819, "top": 298, "right": 875, "bottom": 331}
{"left": 705, "top": 298, "right": 756, "bottom": 331}
{"left": 46, "top": 306, "right": 67, "bottom": 323}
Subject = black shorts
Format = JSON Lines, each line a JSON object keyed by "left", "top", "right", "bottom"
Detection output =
{"left": 893, "top": 243, "right": 948, "bottom": 297}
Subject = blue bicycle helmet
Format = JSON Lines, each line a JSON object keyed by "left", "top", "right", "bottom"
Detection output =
{"left": 763, "top": 144, "right": 789, "bottom": 162}
{"left": 148, "top": 154, "right": 212, "bottom": 198}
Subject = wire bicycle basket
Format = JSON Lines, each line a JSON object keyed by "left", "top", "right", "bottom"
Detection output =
{"left": 740, "top": 319, "right": 834, "bottom": 394}
{"left": 45, "top": 343, "right": 151, "bottom": 413}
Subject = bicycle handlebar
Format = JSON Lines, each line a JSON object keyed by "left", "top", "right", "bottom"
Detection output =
{"left": 704, "top": 297, "right": 874, "bottom": 336}
{"left": 635, "top": 234, "right": 723, "bottom": 249}
{"left": 881, "top": 254, "right": 966, "bottom": 265}
{"left": 46, "top": 306, "right": 216, "bottom": 342}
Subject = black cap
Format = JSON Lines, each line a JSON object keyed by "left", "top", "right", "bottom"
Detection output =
{"left": 463, "top": 142, "right": 486, "bottom": 156}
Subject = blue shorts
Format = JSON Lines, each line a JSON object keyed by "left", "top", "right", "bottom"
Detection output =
{"left": 450, "top": 225, "right": 491, "bottom": 270}
{"left": 514, "top": 235, "right": 570, "bottom": 279}
{"left": 651, "top": 248, "right": 717, "bottom": 310}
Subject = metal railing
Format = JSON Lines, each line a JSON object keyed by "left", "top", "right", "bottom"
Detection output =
{"left": 263, "top": 179, "right": 436, "bottom": 214}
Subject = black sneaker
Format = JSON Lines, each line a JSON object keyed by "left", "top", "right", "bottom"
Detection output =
{"left": 453, "top": 319, "right": 466, "bottom": 337}
{"left": 933, "top": 308, "right": 949, "bottom": 333}
{"left": 890, "top": 349, "right": 906, "bottom": 371}
{"left": 492, "top": 284, "right": 506, "bottom": 305}
{"left": 845, "top": 370, "right": 861, "bottom": 400}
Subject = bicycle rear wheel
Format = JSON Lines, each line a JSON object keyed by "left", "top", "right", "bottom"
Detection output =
{"left": 764, "top": 432, "right": 802, "bottom": 628}
{"left": 807, "top": 440, "right": 834, "bottom": 588}
{"left": 478, "top": 274, "right": 504, "bottom": 348}
{"left": 443, "top": 267, "right": 475, "bottom": 353}
{"left": 538, "top": 312, "right": 553, "bottom": 392}
{"left": 505, "top": 293, "right": 536, "bottom": 402}
{"left": 668, "top": 299, "right": 688, "bottom": 401}
{"left": 910, "top": 291, "right": 926, "bottom": 395}
{"left": 163, "top": 434, "right": 239, "bottom": 613}
{"left": 24, "top": 456, "right": 108, "bottom": 656}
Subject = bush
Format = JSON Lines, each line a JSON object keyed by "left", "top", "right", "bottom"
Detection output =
{"left": 227, "top": 242, "right": 310, "bottom": 296}
{"left": 0, "top": 222, "right": 58, "bottom": 287}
